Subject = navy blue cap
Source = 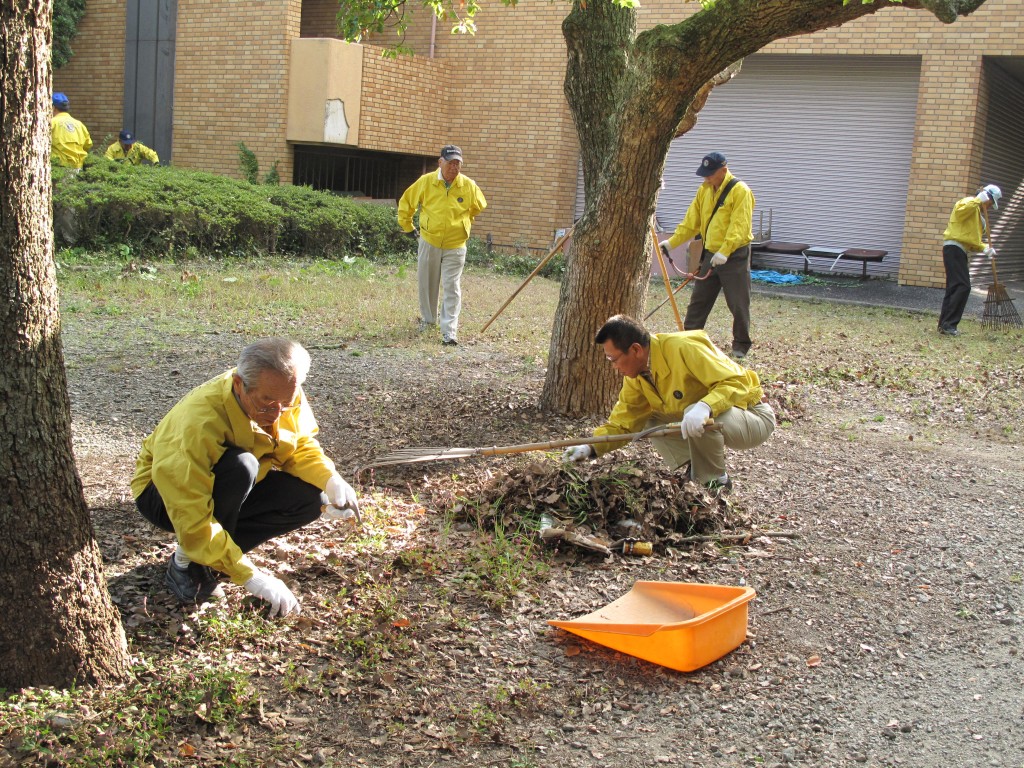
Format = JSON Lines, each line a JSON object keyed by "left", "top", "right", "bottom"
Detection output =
{"left": 696, "top": 152, "right": 727, "bottom": 177}
{"left": 440, "top": 145, "right": 463, "bottom": 161}
{"left": 119, "top": 130, "right": 134, "bottom": 144}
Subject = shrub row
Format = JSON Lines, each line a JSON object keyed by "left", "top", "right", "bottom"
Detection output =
{"left": 52, "top": 161, "right": 410, "bottom": 260}
{"left": 51, "top": 160, "right": 567, "bottom": 279}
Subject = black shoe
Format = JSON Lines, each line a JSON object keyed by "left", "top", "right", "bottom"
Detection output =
{"left": 705, "top": 474, "right": 733, "bottom": 493}
{"left": 938, "top": 326, "right": 959, "bottom": 336}
{"left": 442, "top": 335, "right": 458, "bottom": 346}
{"left": 165, "top": 556, "right": 223, "bottom": 603}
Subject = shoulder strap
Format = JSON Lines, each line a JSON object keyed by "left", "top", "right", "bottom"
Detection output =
{"left": 698, "top": 178, "right": 741, "bottom": 257}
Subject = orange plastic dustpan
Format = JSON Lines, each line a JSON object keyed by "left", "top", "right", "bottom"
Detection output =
{"left": 548, "top": 581, "right": 755, "bottom": 672}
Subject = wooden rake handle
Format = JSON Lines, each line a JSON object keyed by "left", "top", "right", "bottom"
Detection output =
{"left": 476, "top": 420, "right": 721, "bottom": 457}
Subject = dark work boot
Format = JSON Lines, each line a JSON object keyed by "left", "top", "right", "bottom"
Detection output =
{"left": 165, "top": 556, "right": 223, "bottom": 603}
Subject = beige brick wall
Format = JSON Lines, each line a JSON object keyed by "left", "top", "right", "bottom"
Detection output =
{"left": 174, "top": 0, "right": 301, "bottom": 182}
{"left": 358, "top": 46, "right": 450, "bottom": 157}
{"left": 52, "top": 0, "right": 125, "bottom": 153}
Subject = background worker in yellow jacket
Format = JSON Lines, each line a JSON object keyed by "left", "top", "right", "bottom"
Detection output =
{"left": 562, "top": 315, "right": 775, "bottom": 491}
{"left": 398, "top": 145, "right": 487, "bottom": 346}
{"left": 938, "top": 184, "right": 1001, "bottom": 336}
{"left": 132, "top": 338, "right": 360, "bottom": 616}
{"left": 50, "top": 92, "right": 92, "bottom": 170}
{"left": 660, "top": 151, "right": 755, "bottom": 360}
{"left": 104, "top": 130, "right": 160, "bottom": 165}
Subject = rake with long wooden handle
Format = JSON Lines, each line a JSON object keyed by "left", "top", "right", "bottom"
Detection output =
{"left": 650, "top": 219, "right": 684, "bottom": 331}
{"left": 356, "top": 421, "right": 720, "bottom": 477}
{"left": 982, "top": 255, "right": 1022, "bottom": 329}
{"left": 480, "top": 226, "right": 574, "bottom": 334}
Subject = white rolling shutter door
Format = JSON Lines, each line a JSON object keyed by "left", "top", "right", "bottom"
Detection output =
{"left": 980, "top": 60, "right": 1024, "bottom": 284}
{"left": 656, "top": 55, "right": 921, "bottom": 278}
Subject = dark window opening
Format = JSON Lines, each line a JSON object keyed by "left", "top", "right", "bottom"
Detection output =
{"left": 292, "top": 146, "right": 431, "bottom": 201}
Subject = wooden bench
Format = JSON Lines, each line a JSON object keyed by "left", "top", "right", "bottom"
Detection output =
{"left": 750, "top": 241, "right": 810, "bottom": 270}
{"left": 802, "top": 246, "right": 887, "bottom": 278}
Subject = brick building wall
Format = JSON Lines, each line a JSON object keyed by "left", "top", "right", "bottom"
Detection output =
{"left": 52, "top": 1, "right": 125, "bottom": 152}
{"left": 173, "top": 0, "right": 301, "bottom": 182}
{"left": 358, "top": 47, "right": 450, "bottom": 158}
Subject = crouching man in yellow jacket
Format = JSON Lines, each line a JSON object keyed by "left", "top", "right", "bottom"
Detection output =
{"left": 563, "top": 315, "right": 776, "bottom": 491}
{"left": 132, "top": 338, "right": 359, "bottom": 616}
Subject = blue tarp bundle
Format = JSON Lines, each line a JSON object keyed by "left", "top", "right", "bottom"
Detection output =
{"left": 750, "top": 270, "right": 806, "bottom": 285}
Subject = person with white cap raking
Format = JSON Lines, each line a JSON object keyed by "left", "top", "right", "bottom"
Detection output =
{"left": 937, "top": 183, "right": 1002, "bottom": 336}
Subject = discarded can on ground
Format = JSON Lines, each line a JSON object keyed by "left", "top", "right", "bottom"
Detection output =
{"left": 621, "top": 540, "right": 653, "bottom": 556}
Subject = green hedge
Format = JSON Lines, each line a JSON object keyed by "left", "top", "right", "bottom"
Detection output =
{"left": 52, "top": 160, "right": 410, "bottom": 260}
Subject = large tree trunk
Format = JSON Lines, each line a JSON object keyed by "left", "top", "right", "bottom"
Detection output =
{"left": 541, "top": 0, "right": 988, "bottom": 417}
{"left": 0, "top": 0, "right": 132, "bottom": 688}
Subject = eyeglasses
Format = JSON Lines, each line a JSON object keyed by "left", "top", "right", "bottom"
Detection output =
{"left": 249, "top": 399, "right": 299, "bottom": 417}
{"left": 253, "top": 402, "right": 298, "bottom": 415}
{"left": 605, "top": 350, "right": 626, "bottom": 363}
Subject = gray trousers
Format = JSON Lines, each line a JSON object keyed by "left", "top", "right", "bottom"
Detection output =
{"left": 418, "top": 238, "right": 467, "bottom": 338}
{"left": 684, "top": 245, "right": 752, "bottom": 354}
{"left": 646, "top": 402, "right": 776, "bottom": 483}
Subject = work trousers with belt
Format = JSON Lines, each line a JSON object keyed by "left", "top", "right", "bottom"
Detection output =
{"left": 417, "top": 237, "right": 467, "bottom": 339}
{"left": 938, "top": 244, "right": 971, "bottom": 332}
{"left": 136, "top": 447, "right": 323, "bottom": 555}
{"left": 645, "top": 402, "right": 776, "bottom": 483}
{"left": 684, "top": 245, "right": 752, "bottom": 355}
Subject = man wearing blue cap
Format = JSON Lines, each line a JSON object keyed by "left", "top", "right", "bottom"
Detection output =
{"left": 398, "top": 145, "right": 487, "bottom": 346}
{"left": 105, "top": 130, "right": 160, "bottom": 165}
{"left": 660, "top": 152, "right": 755, "bottom": 360}
{"left": 50, "top": 92, "right": 92, "bottom": 170}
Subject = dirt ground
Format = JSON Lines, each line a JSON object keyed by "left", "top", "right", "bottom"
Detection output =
{"left": 56, "top": 309, "right": 1024, "bottom": 768}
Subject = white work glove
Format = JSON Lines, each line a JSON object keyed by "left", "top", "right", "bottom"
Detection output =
{"left": 562, "top": 444, "right": 593, "bottom": 463}
{"left": 680, "top": 401, "right": 712, "bottom": 440}
{"left": 659, "top": 240, "right": 672, "bottom": 252}
{"left": 325, "top": 473, "right": 359, "bottom": 514}
{"left": 244, "top": 568, "right": 301, "bottom": 618}
{"left": 710, "top": 252, "right": 728, "bottom": 268}
{"left": 984, "top": 246, "right": 997, "bottom": 258}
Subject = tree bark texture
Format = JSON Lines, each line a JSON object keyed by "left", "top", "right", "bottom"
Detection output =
{"left": 0, "top": 0, "right": 132, "bottom": 688}
{"left": 541, "top": 0, "right": 988, "bottom": 417}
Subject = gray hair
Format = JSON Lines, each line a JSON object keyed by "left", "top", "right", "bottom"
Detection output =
{"left": 236, "top": 338, "right": 310, "bottom": 388}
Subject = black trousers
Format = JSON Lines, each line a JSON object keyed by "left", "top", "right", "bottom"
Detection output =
{"left": 938, "top": 244, "right": 971, "bottom": 331}
{"left": 684, "top": 245, "right": 752, "bottom": 354}
{"left": 136, "top": 447, "right": 323, "bottom": 555}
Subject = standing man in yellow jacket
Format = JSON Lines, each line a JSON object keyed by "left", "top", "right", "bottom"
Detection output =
{"left": 562, "top": 315, "right": 775, "bottom": 491}
{"left": 132, "top": 338, "right": 360, "bottom": 616}
{"left": 660, "top": 152, "right": 755, "bottom": 360}
{"left": 50, "top": 92, "right": 92, "bottom": 170}
{"left": 398, "top": 145, "right": 487, "bottom": 346}
{"left": 104, "top": 130, "right": 160, "bottom": 165}
{"left": 938, "top": 184, "right": 1001, "bottom": 336}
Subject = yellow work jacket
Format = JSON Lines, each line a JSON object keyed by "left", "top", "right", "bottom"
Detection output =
{"left": 51, "top": 112, "right": 93, "bottom": 169}
{"left": 131, "top": 371, "right": 336, "bottom": 584}
{"left": 593, "top": 331, "right": 764, "bottom": 454}
{"left": 942, "top": 196, "right": 989, "bottom": 254}
{"left": 665, "top": 171, "right": 754, "bottom": 258}
{"left": 105, "top": 141, "right": 160, "bottom": 165}
{"left": 398, "top": 170, "right": 487, "bottom": 250}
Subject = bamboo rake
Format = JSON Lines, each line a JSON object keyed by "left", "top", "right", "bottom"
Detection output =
{"left": 982, "top": 255, "right": 1022, "bottom": 329}
{"left": 356, "top": 421, "right": 720, "bottom": 477}
{"left": 480, "top": 226, "right": 574, "bottom": 334}
{"left": 650, "top": 219, "right": 684, "bottom": 331}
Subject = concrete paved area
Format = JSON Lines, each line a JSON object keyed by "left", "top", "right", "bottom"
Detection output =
{"left": 749, "top": 271, "right": 1023, "bottom": 322}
